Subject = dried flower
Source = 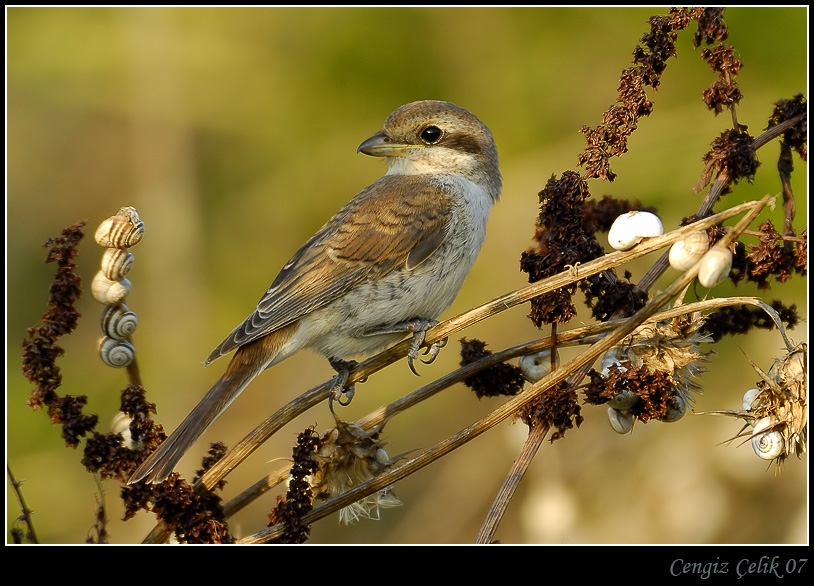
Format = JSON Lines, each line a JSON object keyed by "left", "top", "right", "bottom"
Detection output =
{"left": 311, "top": 420, "right": 402, "bottom": 525}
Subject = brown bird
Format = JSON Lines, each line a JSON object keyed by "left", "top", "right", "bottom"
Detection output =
{"left": 128, "top": 100, "right": 502, "bottom": 484}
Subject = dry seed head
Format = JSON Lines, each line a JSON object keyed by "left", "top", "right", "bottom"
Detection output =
{"left": 310, "top": 420, "right": 402, "bottom": 524}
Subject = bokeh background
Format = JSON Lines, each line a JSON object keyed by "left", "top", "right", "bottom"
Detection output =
{"left": 6, "top": 7, "right": 808, "bottom": 545}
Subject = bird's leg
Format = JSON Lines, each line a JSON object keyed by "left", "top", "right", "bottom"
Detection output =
{"left": 363, "top": 318, "right": 448, "bottom": 375}
{"left": 328, "top": 357, "right": 360, "bottom": 408}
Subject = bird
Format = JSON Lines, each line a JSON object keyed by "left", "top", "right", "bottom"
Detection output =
{"left": 128, "top": 99, "right": 502, "bottom": 484}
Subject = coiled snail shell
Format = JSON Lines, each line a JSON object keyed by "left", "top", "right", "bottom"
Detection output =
{"left": 608, "top": 211, "right": 664, "bottom": 251}
{"left": 519, "top": 348, "right": 561, "bottom": 382}
{"left": 100, "top": 248, "right": 134, "bottom": 281}
{"left": 697, "top": 247, "right": 733, "bottom": 288}
{"left": 742, "top": 388, "right": 760, "bottom": 412}
{"left": 91, "top": 271, "right": 131, "bottom": 305}
{"left": 600, "top": 347, "right": 628, "bottom": 376}
{"left": 95, "top": 207, "right": 144, "bottom": 248}
{"left": 668, "top": 231, "right": 709, "bottom": 271}
{"left": 101, "top": 303, "right": 138, "bottom": 341}
{"left": 608, "top": 388, "right": 638, "bottom": 411}
{"left": 99, "top": 336, "right": 135, "bottom": 368}
{"left": 110, "top": 411, "right": 140, "bottom": 450}
{"left": 607, "top": 407, "right": 635, "bottom": 434}
{"left": 662, "top": 395, "right": 687, "bottom": 423}
{"left": 751, "top": 417, "right": 785, "bottom": 460}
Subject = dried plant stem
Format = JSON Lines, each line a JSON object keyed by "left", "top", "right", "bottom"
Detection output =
{"left": 222, "top": 465, "right": 293, "bottom": 518}
{"left": 240, "top": 197, "right": 770, "bottom": 543}
{"left": 198, "top": 199, "right": 760, "bottom": 488}
{"left": 475, "top": 421, "right": 549, "bottom": 544}
{"left": 7, "top": 465, "right": 39, "bottom": 544}
{"left": 142, "top": 198, "right": 767, "bottom": 543}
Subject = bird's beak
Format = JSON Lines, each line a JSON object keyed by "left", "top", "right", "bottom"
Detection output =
{"left": 357, "top": 132, "right": 421, "bottom": 157}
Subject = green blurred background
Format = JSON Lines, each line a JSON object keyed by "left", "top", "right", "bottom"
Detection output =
{"left": 6, "top": 7, "right": 807, "bottom": 544}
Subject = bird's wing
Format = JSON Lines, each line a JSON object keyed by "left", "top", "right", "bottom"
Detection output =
{"left": 205, "top": 174, "right": 450, "bottom": 364}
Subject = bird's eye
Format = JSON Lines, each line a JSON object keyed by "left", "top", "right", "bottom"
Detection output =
{"left": 420, "top": 125, "right": 443, "bottom": 144}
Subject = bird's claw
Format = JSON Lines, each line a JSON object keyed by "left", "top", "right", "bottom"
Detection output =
{"left": 405, "top": 320, "right": 446, "bottom": 375}
{"left": 328, "top": 358, "right": 360, "bottom": 410}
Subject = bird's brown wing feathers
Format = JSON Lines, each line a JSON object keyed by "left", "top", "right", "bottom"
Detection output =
{"left": 205, "top": 175, "right": 450, "bottom": 364}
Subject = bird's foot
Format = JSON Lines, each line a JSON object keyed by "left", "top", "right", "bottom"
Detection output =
{"left": 363, "top": 318, "right": 447, "bottom": 375}
{"left": 328, "top": 358, "right": 361, "bottom": 409}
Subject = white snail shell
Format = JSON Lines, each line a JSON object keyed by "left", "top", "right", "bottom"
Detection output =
{"left": 662, "top": 395, "right": 687, "bottom": 423}
{"left": 100, "top": 248, "right": 134, "bottom": 281}
{"left": 751, "top": 417, "right": 785, "bottom": 460}
{"left": 607, "top": 407, "right": 635, "bottom": 434}
{"left": 91, "top": 271, "right": 131, "bottom": 305}
{"left": 608, "top": 211, "right": 664, "bottom": 251}
{"left": 110, "top": 411, "right": 140, "bottom": 450}
{"left": 101, "top": 303, "right": 138, "bottom": 340}
{"left": 668, "top": 231, "right": 709, "bottom": 271}
{"left": 99, "top": 336, "right": 135, "bottom": 368}
{"left": 95, "top": 207, "right": 144, "bottom": 248}
{"left": 742, "top": 388, "right": 760, "bottom": 412}
{"left": 608, "top": 388, "right": 638, "bottom": 410}
{"left": 600, "top": 347, "right": 628, "bottom": 376}
{"left": 519, "top": 348, "right": 561, "bottom": 382}
{"left": 697, "top": 247, "right": 733, "bottom": 288}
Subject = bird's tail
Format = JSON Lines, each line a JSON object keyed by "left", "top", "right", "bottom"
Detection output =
{"left": 128, "top": 328, "right": 296, "bottom": 484}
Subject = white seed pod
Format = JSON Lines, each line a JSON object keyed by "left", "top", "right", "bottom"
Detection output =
{"left": 668, "top": 231, "right": 709, "bottom": 271}
{"left": 519, "top": 348, "right": 561, "bottom": 382}
{"left": 100, "top": 248, "right": 134, "bottom": 281}
{"left": 751, "top": 417, "right": 785, "bottom": 460}
{"left": 697, "top": 247, "right": 733, "bottom": 288}
{"left": 91, "top": 271, "right": 131, "bottom": 305}
{"left": 662, "top": 395, "right": 687, "bottom": 423}
{"left": 608, "top": 211, "right": 664, "bottom": 251}
{"left": 607, "top": 407, "right": 635, "bottom": 434}
{"left": 742, "top": 388, "right": 760, "bottom": 412}
{"left": 101, "top": 303, "right": 138, "bottom": 340}
{"left": 608, "top": 388, "right": 638, "bottom": 410}
{"left": 95, "top": 207, "right": 144, "bottom": 248}
{"left": 600, "top": 347, "right": 628, "bottom": 376}
{"left": 99, "top": 336, "right": 135, "bottom": 368}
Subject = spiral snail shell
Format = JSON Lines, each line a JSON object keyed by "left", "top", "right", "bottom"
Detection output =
{"left": 608, "top": 211, "right": 664, "bottom": 251}
{"left": 668, "top": 231, "right": 709, "bottom": 271}
{"left": 751, "top": 417, "right": 785, "bottom": 460}
{"left": 99, "top": 336, "right": 135, "bottom": 368}
{"left": 95, "top": 207, "right": 144, "bottom": 248}
{"left": 741, "top": 388, "right": 760, "bottom": 413}
{"left": 697, "top": 247, "right": 733, "bottom": 288}
{"left": 608, "top": 388, "right": 638, "bottom": 411}
{"left": 662, "top": 394, "right": 687, "bottom": 423}
{"left": 100, "top": 248, "right": 134, "bottom": 281}
{"left": 91, "top": 271, "right": 131, "bottom": 305}
{"left": 101, "top": 303, "right": 138, "bottom": 340}
{"left": 600, "top": 347, "right": 628, "bottom": 376}
{"left": 519, "top": 348, "right": 561, "bottom": 382}
{"left": 607, "top": 407, "right": 635, "bottom": 434}
{"left": 110, "top": 411, "right": 140, "bottom": 450}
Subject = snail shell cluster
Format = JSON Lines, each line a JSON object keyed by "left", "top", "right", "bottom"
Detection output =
{"left": 608, "top": 211, "right": 664, "bottom": 251}
{"left": 668, "top": 231, "right": 710, "bottom": 271}
{"left": 93, "top": 207, "right": 144, "bottom": 369}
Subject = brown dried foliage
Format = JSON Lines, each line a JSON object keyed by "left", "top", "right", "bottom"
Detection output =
{"left": 268, "top": 426, "right": 321, "bottom": 543}
{"left": 460, "top": 338, "right": 525, "bottom": 398}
